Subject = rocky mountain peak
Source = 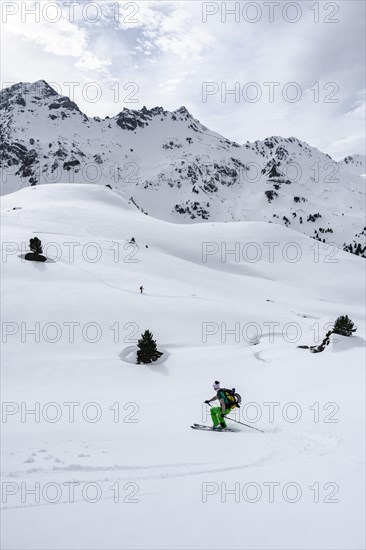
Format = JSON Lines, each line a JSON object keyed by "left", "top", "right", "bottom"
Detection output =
{"left": 1, "top": 79, "right": 364, "bottom": 257}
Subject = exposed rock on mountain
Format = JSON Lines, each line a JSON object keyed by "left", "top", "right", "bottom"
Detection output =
{"left": 1, "top": 80, "right": 365, "bottom": 256}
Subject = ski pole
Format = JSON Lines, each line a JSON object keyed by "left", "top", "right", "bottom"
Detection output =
{"left": 206, "top": 403, "right": 264, "bottom": 433}
{"left": 225, "top": 415, "right": 265, "bottom": 433}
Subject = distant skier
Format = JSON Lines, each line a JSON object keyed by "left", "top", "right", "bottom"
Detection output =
{"left": 139, "top": 285, "right": 144, "bottom": 294}
{"left": 205, "top": 381, "right": 240, "bottom": 430}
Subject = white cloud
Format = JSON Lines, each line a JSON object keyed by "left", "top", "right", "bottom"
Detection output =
{"left": 1, "top": 0, "right": 365, "bottom": 158}
{"left": 75, "top": 51, "right": 111, "bottom": 72}
{"left": 3, "top": 1, "right": 111, "bottom": 74}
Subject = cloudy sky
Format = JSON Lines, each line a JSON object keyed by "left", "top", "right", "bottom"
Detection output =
{"left": 1, "top": 0, "right": 365, "bottom": 159}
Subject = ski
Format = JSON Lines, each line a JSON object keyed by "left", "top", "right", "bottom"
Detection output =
{"left": 191, "top": 423, "right": 234, "bottom": 432}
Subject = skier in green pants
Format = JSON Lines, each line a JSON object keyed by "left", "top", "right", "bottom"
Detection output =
{"left": 205, "top": 381, "right": 235, "bottom": 430}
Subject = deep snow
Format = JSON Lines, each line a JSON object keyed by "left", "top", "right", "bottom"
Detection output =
{"left": 1, "top": 184, "right": 365, "bottom": 549}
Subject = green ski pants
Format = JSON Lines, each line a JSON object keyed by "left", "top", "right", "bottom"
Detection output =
{"left": 210, "top": 407, "right": 230, "bottom": 428}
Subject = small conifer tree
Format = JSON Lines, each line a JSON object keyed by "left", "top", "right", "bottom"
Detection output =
{"left": 29, "top": 237, "right": 43, "bottom": 255}
{"left": 333, "top": 315, "right": 357, "bottom": 337}
{"left": 136, "top": 330, "right": 163, "bottom": 364}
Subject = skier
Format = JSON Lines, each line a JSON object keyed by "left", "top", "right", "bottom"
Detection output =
{"left": 205, "top": 381, "right": 237, "bottom": 430}
{"left": 139, "top": 285, "right": 144, "bottom": 294}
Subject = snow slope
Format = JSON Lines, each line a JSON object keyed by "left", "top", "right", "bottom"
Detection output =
{"left": 1, "top": 184, "right": 365, "bottom": 550}
{"left": 338, "top": 154, "right": 366, "bottom": 177}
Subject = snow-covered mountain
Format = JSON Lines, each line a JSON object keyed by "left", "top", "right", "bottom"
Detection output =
{"left": 338, "top": 154, "right": 366, "bottom": 177}
{"left": 1, "top": 80, "right": 365, "bottom": 256}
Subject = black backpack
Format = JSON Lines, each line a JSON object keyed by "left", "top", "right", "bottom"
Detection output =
{"left": 219, "top": 388, "right": 242, "bottom": 408}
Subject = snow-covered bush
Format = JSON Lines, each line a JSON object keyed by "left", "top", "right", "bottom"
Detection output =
{"left": 332, "top": 315, "right": 357, "bottom": 337}
{"left": 25, "top": 237, "right": 47, "bottom": 262}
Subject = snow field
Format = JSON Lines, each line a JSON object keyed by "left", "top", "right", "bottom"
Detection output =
{"left": 1, "top": 184, "right": 365, "bottom": 549}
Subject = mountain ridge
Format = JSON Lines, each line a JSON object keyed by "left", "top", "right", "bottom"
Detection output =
{"left": 1, "top": 80, "right": 365, "bottom": 256}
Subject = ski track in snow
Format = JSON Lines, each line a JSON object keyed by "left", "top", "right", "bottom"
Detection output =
{"left": 2, "top": 427, "right": 341, "bottom": 511}
{"left": 1, "top": 453, "right": 277, "bottom": 510}
{"left": 2, "top": 428, "right": 340, "bottom": 511}
{"left": 57, "top": 256, "right": 219, "bottom": 304}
